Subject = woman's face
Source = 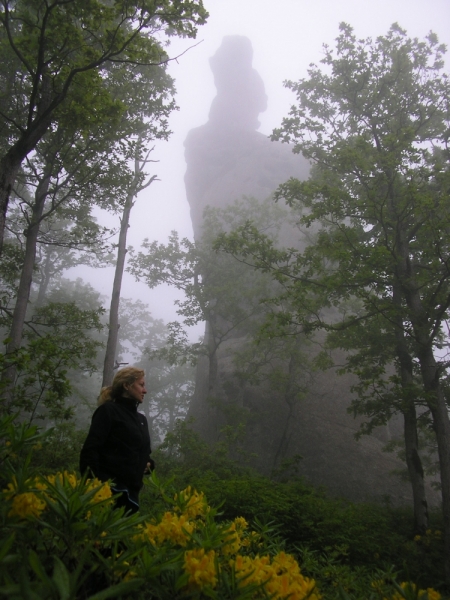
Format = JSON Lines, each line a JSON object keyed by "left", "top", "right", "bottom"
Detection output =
{"left": 124, "top": 377, "right": 147, "bottom": 403}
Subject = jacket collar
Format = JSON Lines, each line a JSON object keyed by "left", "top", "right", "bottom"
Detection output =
{"left": 115, "top": 395, "right": 139, "bottom": 411}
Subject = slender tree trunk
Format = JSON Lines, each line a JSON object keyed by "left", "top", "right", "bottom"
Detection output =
{"left": 1, "top": 169, "right": 52, "bottom": 408}
{"left": 0, "top": 153, "right": 21, "bottom": 254}
{"left": 207, "top": 338, "right": 219, "bottom": 398}
{"left": 0, "top": 104, "right": 53, "bottom": 255}
{"left": 101, "top": 189, "right": 134, "bottom": 387}
{"left": 101, "top": 143, "right": 157, "bottom": 387}
{"left": 36, "top": 249, "right": 54, "bottom": 308}
{"left": 392, "top": 281, "right": 429, "bottom": 532}
{"left": 403, "top": 404, "right": 429, "bottom": 533}
{"left": 273, "top": 338, "right": 304, "bottom": 470}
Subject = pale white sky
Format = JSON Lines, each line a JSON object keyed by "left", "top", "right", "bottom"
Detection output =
{"left": 72, "top": 0, "right": 450, "bottom": 331}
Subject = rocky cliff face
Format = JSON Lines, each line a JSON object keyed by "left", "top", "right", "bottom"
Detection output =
{"left": 183, "top": 36, "right": 438, "bottom": 505}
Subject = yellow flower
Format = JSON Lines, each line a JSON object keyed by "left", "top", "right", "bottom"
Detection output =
{"left": 233, "top": 553, "right": 320, "bottom": 600}
{"left": 123, "top": 568, "right": 137, "bottom": 582}
{"left": 183, "top": 548, "right": 217, "bottom": 589}
{"left": 273, "top": 551, "right": 300, "bottom": 574}
{"left": 87, "top": 479, "right": 112, "bottom": 504}
{"left": 46, "top": 471, "right": 78, "bottom": 488}
{"left": 34, "top": 480, "right": 49, "bottom": 492}
{"left": 140, "top": 512, "right": 195, "bottom": 547}
{"left": 385, "top": 582, "right": 441, "bottom": 600}
{"left": 8, "top": 492, "right": 46, "bottom": 519}
{"left": 221, "top": 516, "right": 250, "bottom": 555}
{"left": 174, "top": 486, "right": 208, "bottom": 519}
{"left": 233, "top": 516, "right": 248, "bottom": 531}
{"left": 3, "top": 477, "right": 18, "bottom": 499}
{"left": 84, "top": 481, "right": 112, "bottom": 517}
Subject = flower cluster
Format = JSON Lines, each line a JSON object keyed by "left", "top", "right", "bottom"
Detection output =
{"left": 234, "top": 551, "right": 321, "bottom": 600}
{"left": 3, "top": 472, "right": 112, "bottom": 520}
{"left": 4, "top": 476, "right": 47, "bottom": 519}
{"left": 141, "top": 511, "right": 195, "bottom": 546}
{"left": 174, "top": 485, "right": 208, "bottom": 519}
{"left": 46, "top": 470, "right": 78, "bottom": 488}
{"left": 184, "top": 548, "right": 218, "bottom": 589}
{"left": 222, "top": 516, "right": 250, "bottom": 555}
{"left": 137, "top": 487, "right": 320, "bottom": 599}
{"left": 385, "top": 582, "right": 441, "bottom": 600}
{"left": 138, "top": 486, "right": 209, "bottom": 547}
{"left": 8, "top": 491, "right": 46, "bottom": 519}
{"left": 86, "top": 478, "right": 113, "bottom": 504}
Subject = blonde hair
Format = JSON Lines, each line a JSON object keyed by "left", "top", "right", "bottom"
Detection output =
{"left": 98, "top": 367, "right": 145, "bottom": 405}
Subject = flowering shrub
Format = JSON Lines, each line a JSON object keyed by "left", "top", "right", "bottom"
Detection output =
{"left": 133, "top": 482, "right": 321, "bottom": 598}
{"left": 368, "top": 579, "right": 443, "bottom": 600}
{"left": 184, "top": 548, "right": 218, "bottom": 589}
{"left": 387, "top": 582, "right": 441, "bottom": 600}
{"left": 4, "top": 471, "right": 113, "bottom": 519}
{"left": 0, "top": 415, "right": 445, "bottom": 599}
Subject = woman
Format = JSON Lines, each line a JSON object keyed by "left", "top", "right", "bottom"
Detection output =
{"left": 80, "top": 367, "right": 154, "bottom": 514}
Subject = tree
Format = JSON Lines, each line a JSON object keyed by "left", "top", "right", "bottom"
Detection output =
{"left": 128, "top": 197, "right": 288, "bottom": 399}
{"left": 1, "top": 279, "right": 105, "bottom": 423}
{"left": 0, "top": 0, "right": 208, "bottom": 254}
{"left": 101, "top": 140, "right": 158, "bottom": 387}
{"left": 1, "top": 120, "right": 120, "bottom": 397}
{"left": 129, "top": 196, "right": 325, "bottom": 469}
{"left": 32, "top": 216, "right": 113, "bottom": 308}
{"left": 217, "top": 24, "right": 450, "bottom": 579}
{"left": 1, "top": 22, "right": 179, "bottom": 400}
{"left": 100, "top": 57, "right": 177, "bottom": 387}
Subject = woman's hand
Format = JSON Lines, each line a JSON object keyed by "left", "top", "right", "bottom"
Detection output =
{"left": 144, "top": 458, "right": 155, "bottom": 474}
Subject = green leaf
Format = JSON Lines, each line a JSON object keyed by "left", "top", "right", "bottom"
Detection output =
{"left": 52, "top": 557, "right": 71, "bottom": 600}
{"left": 0, "top": 584, "right": 21, "bottom": 598}
{"left": 0, "top": 534, "right": 15, "bottom": 563}
{"left": 87, "top": 578, "right": 144, "bottom": 600}
{"left": 28, "top": 550, "right": 53, "bottom": 588}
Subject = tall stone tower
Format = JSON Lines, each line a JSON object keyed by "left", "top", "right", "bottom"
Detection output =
{"left": 183, "top": 36, "right": 438, "bottom": 505}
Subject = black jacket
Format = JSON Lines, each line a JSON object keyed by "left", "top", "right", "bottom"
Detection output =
{"left": 79, "top": 396, "right": 151, "bottom": 496}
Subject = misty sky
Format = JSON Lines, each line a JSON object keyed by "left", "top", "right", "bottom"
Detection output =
{"left": 72, "top": 0, "right": 450, "bottom": 333}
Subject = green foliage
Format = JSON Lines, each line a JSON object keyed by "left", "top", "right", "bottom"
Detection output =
{"left": 149, "top": 419, "right": 250, "bottom": 487}
{"left": 1, "top": 415, "right": 326, "bottom": 600}
{"left": 266, "top": 22, "right": 450, "bottom": 376}
{"left": 28, "top": 421, "right": 88, "bottom": 474}
{"left": 0, "top": 0, "right": 208, "bottom": 145}
{"left": 128, "top": 197, "right": 320, "bottom": 462}
{"left": 146, "top": 422, "right": 448, "bottom": 595}
{"left": 215, "top": 22, "right": 450, "bottom": 556}
{"left": 127, "top": 196, "right": 290, "bottom": 362}
{"left": 0, "top": 415, "right": 146, "bottom": 598}
{"left": 0, "top": 297, "right": 104, "bottom": 422}
{"left": 0, "top": 415, "right": 446, "bottom": 598}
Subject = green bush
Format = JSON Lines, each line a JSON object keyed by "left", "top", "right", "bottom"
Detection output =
{"left": 0, "top": 415, "right": 323, "bottom": 599}
{"left": 146, "top": 423, "right": 448, "bottom": 597}
{"left": 0, "top": 415, "right": 446, "bottom": 599}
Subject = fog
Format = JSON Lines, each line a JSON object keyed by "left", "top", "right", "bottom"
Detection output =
{"left": 71, "top": 0, "right": 450, "bottom": 332}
